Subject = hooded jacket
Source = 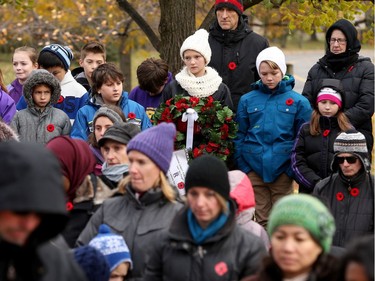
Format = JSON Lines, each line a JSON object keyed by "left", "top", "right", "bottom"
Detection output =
{"left": 302, "top": 19, "right": 374, "bottom": 152}
{"left": 0, "top": 142, "right": 86, "bottom": 281}
{"left": 10, "top": 70, "right": 71, "bottom": 145}
{"left": 313, "top": 149, "right": 374, "bottom": 247}
{"left": 70, "top": 92, "right": 151, "bottom": 141}
{"left": 0, "top": 88, "right": 16, "bottom": 124}
{"left": 143, "top": 200, "right": 267, "bottom": 281}
{"left": 209, "top": 15, "right": 269, "bottom": 110}
{"left": 234, "top": 75, "right": 312, "bottom": 182}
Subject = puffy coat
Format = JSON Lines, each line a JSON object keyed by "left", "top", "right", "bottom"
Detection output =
{"left": 143, "top": 200, "right": 267, "bottom": 281}
{"left": 71, "top": 92, "right": 151, "bottom": 140}
{"left": 302, "top": 19, "right": 374, "bottom": 152}
{"left": 235, "top": 75, "right": 312, "bottom": 182}
{"left": 291, "top": 117, "right": 342, "bottom": 193}
{"left": 209, "top": 15, "right": 269, "bottom": 110}
{"left": 77, "top": 184, "right": 184, "bottom": 281}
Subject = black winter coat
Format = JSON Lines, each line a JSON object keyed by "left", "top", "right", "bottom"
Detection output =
{"left": 314, "top": 171, "right": 374, "bottom": 247}
{"left": 209, "top": 16, "right": 269, "bottom": 110}
{"left": 302, "top": 19, "right": 374, "bottom": 152}
{"left": 143, "top": 200, "right": 267, "bottom": 281}
{"left": 291, "top": 117, "right": 342, "bottom": 193}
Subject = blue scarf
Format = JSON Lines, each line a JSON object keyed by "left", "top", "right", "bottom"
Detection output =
{"left": 187, "top": 203, "right": 229, "bottom": 245}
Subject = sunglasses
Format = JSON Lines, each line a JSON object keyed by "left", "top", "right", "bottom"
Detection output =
{"left": 336, "top": 156, "right": 358, "bottom": 164}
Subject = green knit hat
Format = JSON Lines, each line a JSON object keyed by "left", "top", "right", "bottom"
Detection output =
{"left": 268, "top": 194, "right": 335, "bottom": 253}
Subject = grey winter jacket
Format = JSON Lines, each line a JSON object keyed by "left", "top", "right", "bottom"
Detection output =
{"left": 77, "top": 184, "right": 184, "bottom": 281}
{"left": 10, "top": 69, "right": 71, "bottom": 144}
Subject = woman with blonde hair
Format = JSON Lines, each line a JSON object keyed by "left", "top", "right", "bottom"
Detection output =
{"left": 144, "top": 155, "right": 267, "bottom": 281}
{"left": 77, "top": 122, "right": 184, "bottom": 280}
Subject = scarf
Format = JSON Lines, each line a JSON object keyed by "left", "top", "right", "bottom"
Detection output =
{"left": 175, "top": 66, "right": 222, "bottom": 98}
{"left": 187, "top": 204, "right": 229, "bottom": 245}
{"left": 320, "top": 51, "right": 359, "bottom": 73}
{"left": 101, "top": 162, "right": 129, "bottom": 182}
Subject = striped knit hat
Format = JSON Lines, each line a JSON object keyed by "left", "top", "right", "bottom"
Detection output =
{"left": 317, "top": 87, "right": 342, "bottom": 108}
{"left": 40, "top": 44, "right": 74, "bottom": 71}
{"left": 332, "top": 129, "right": 370, "bottom": 172}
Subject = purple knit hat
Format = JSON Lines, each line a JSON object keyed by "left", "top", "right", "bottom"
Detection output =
{"left": 127, "top": 122, "right": 176, "bottom": 174}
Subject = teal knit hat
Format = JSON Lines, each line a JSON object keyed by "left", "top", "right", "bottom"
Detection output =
{"left": 268, "top": 194, "right": 335, "bottom": 253}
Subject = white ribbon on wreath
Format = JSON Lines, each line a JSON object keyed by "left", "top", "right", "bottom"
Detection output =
{"left": 181, "top": 108, "right": 199, "bottom": 150}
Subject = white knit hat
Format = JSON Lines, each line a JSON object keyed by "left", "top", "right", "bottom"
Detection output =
{"left": 256, "top": 46, "right": 287, "bottom": 76}
{"left": 180, "top": 29, "right": 211, "bottom": 65}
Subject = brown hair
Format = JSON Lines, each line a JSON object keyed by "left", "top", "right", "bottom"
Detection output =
{"left": 117, "top": 171, "right": 176, "bottom": 203}
{"left": 260, "top": 60, "right": 281, "bottom": 72}
{"left": 80, "top": 41, "right": 106, "bottom": 60}
{"left": 309, "top": 109, "right": 352, "bottom": 136}
{"left": 137, "top": 58, "right": 169, "bottom": 94}
{"left": 88, "top": 104, "right": 126, "bottom": 147}
{"left": 91, "top": 63, "right": 124, "bottom": 96}
{"left": 0, "top": 69, "right": 8, "bottom": 93}
{"left": 13, "top": 46, "right": 38, "bottom": 65}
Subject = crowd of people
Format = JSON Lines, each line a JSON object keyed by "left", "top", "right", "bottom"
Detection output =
{"left": 0, "top": 0, "right": 373, "bottom": 280}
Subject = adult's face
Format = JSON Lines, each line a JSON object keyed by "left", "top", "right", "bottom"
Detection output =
{"left": 128, "top": 150, "right": 161, "bottom": 193}
{"left": 94, "top": 116, "right": 114, "bottom": 142}
{"left": 271, "top": 225, "right": 323, "bottom": 279}
{"left": 216, "top": 7, "right": 239, "bottom": 31}
{"left": 329, "top": 29, "right": 347, "bottom": 54}
{"left": 0, "top": 211, "right": 41, "bottom": 246}
{"left": 187, "top": 187, "right": 222, "bottom": 229}
{"left": 100, "top": 140, "right": 128, "bottom": 165}
{"left": 337, "top": 153, "right": 362, "bottom": 178}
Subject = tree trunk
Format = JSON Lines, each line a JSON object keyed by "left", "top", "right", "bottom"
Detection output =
{"left": 159, "top": 0, "right": 195, "bottom": 75}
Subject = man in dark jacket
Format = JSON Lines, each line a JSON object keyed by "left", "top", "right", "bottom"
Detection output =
{"left": 313, "top": 130, "right": 374, "bottom": 247}
{"left": 302, "top": 19, "right": 374, "bottom": 153}
{"left": 208, "top": 0, "right": 269, "bottom": 111}
{"left": 0, "top": 142, "right": 87, "bottom": 281}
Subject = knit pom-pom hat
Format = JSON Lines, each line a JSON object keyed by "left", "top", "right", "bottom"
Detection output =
{"left": 127, "top": 122, "right": 176, "bottom": 174}
{"left": 40, "top": 44, "right": 74, "bottom": 71}
{"left": 185, "top": 155, "right": 230, "bottom": 200}
{"left": 180, "top": 29, "right": 212, "bottom": 65}
{"left": 89, "top": 224, "right": 133, "bottom": 271}
{"left": 256, "top": 46, "right": 287, "bottom": 76}
{"left": 268, "top": 194, "right": 335, "bottom": 253}
{"left": 215, "top": 0, "right": 244, "bottom": 16}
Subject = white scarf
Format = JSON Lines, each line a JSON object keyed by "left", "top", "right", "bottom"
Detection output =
{"left": 283, "top": 272, "right": 309, "bottom": 281}
{"left": 175, "top": 66, "right": 222, "bottom": 98}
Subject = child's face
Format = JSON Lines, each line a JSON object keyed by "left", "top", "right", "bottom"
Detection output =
{"left": 79, "top": 53, "right": 105, "bottom": 80}
{"left": 183, "top": 50, "right": 206, "bottom": 77}
{"left": 32, "top": 84, "right": 52, "bottom": 109}
{"left": 43, "top": 66, "right": 66, "bottom": 82}
{"left": 259, "top": 62, "right": 283, "bottom": 90}
{"left": 98, "top": 78, "right": 123, "bottom": 105}
{"left": 94, "top": 116, "right": 113, "bottom": 142}
{"left": 12, "top": 51, "right": 38, "bottom": 83}
{"left": 110, "top": 262, "right": 130, "bottom": 280}
{"left": 318, "top": 100, "right": 339, "bottom": 117}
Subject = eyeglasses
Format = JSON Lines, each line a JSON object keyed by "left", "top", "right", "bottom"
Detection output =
{"left": 330, "top": 38, "right": 347, "bottom": 45}
{"left": 336, "top": 156, "right": 358, "bottom": 164}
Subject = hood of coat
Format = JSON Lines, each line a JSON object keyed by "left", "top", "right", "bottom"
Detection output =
{"left": 0, "top": 142, "right": 68, "bottom": 246}
{"left": 0, "top": 121, "right": 19, "bottom": 142}
{"left": 229, "top": 170, "right": 255, "bottom": 214}
{"left": 23, "top": 69, "right": 61, "bottom": 108}
{"left": 325, "top": 19, "right": 361, "bottom": 55}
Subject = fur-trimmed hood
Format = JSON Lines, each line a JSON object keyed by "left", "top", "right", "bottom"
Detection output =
{"left": 23, "top": 69, "right": 61, "bottom": 107}
{"left": 0, "top": 120, "right": 19, "bottom": 142}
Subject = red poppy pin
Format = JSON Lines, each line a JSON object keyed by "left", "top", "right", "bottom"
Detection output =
{"left": 323, "top": 130, "right": 330, "bottom": 137}
{"left": 128, "top": 112, "right": 136, "bottom": 119}
{"left": 336, "top": 192, "right": 344, "bottom": 201}
{"left": 47, "top": 124, "right": 55, "bottom": 132}
{"left": 350, "top": 187, "right": 360, "bottom": 197}
{"left": 57, "top": 96, "right": 64, "bottom": 103}
{"left": 228, "top": 61, "right": 237, "bottom": 70}
{"left": 177, "top": 182, "right": 185, "bottom": 190}
{"left": 66, "top": 202, "right": 74, "bottom": 211}
{"left": 286, "top": 98, "right": 294, "bottom": 106}
{"left": 214, "top": 261, "right": 228, "bottom": 276}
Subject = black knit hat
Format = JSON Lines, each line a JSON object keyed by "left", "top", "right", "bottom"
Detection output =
{"left": 185, "top": 155, "right": 230, "bottom": 200}
{"left": 98, "top": 122, "right": 140, "bottom": 147}
{"left": 331, "top": 129, "right": 371, "bottom": 172}
{"left": 215, "top": 0, "right": 243, "bottom": 16}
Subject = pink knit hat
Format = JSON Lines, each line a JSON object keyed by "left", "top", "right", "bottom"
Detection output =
{"left": 316, "top": 87, "right": 342, "bottom": 108}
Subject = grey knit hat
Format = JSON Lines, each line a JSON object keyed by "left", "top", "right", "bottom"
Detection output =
{"left": 93, "top": 106, "right": 123, "bottom": 126}
{"left": 23, "top": 69, "right": 61, "bottom": 107}
{"left": 98, "top": 122, "right": 140, "bottom": 147}
{"left": 332, "top": 129, "right": 370, "bottom": 172}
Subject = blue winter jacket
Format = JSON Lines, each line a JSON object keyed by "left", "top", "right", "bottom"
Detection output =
{"left": 234, "top": 75, "right": 312, "bottom": 183}
{"left": 71, "top": 92, "right": 151, "bottom": 140}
